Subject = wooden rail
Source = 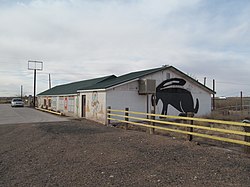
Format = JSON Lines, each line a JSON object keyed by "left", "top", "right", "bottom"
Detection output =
{"left": 107, "top": 108, "right": 250, "bottom": 147}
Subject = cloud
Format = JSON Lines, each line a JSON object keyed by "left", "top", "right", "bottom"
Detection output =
{"left": 0, "top": 0, "right": 249, "bottom": 97}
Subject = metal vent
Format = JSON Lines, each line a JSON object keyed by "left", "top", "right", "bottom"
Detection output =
{"left": 138, "top": 79, "right": 156, "bottom": 95}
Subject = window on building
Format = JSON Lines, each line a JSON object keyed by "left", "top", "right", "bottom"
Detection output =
{"left": 68, "top": 97, "right": 75, "bottom": 113}
{"left": 52, "top": 97, "right": 57, "bottom": 109}
{"left": 44, "top": 99, "right": 46, "bottom": 106}
{"left": 166, "top": 73, "right": 170, "bottom": 79}
{"left": 48, "top": 99, "right": 51, "bottom": 107}
{"left": 59, "top": 97, "right": 64, "bottom": 110}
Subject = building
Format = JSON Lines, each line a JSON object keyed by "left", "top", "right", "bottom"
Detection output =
{"left": 37, "top": 66, "right": 215, "bottom": 124}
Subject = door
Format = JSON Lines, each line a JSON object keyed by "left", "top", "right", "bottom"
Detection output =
{"left": 82, "top": 95, "right": 86, "bottom": 117}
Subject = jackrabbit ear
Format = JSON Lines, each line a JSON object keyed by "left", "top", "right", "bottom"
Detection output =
{"left": 157, "top": 78, "right": 186, "bottom": 89}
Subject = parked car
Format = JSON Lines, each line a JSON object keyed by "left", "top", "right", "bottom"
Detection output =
{"left": 11, "top": 98, "right": 24, "bottom": 107}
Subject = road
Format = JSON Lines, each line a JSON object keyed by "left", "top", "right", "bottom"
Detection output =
{"left": 0, "top": 104, "right": 68, "bottom": 125}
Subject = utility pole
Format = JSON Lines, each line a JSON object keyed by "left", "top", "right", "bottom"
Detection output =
{"left": 240, "top": 91, "right": 243, "bottom": 111}
{"left": 212, "top": 79, "right": 215, "bottom": 110}
{"left": 49, "top": 73, "right": 51, "bottom": 89}
{"left": 34, "top": 69, "right": 36, "bottom": 105}
{"left": 28, "top": 61, "right": 43, "bottom": 107}
{"left": 21, "top": 85, "right": 23, "bottom": 99}
{"left": 204, "top": 77, "right": 206, "bottom": 86}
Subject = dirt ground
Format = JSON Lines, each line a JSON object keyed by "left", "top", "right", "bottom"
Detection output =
{"left": 0, "top": 119, "right": 250, "bottom": 187}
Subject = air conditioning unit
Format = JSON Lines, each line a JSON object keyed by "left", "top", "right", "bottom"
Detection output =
{"left": 138, "top": 79, "right": 156, "bottom": 95}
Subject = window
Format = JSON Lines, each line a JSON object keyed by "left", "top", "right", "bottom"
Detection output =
{"left": 52, "top": 97, "right": 57, "bottom": 109}
{"left": 48, "top": 99, "right": 51, "bottom": 107}
{"left": 166, "top": 73, "right": 170, "bottom": 79}
{"left": 59, "top": 97, "right": 64, "bottom": 110}
{"left": 68, "top": 97, "right": 75, "bottom": 112}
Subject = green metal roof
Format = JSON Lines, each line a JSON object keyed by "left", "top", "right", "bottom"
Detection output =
{"left": 38, "top": 75, "right": 116, "bottom": 96}
{"left": 38, "top": 66, "right": 215, "bottom": 96}
{"left": 79, "top": 66, "right": 164, "bottom": 90}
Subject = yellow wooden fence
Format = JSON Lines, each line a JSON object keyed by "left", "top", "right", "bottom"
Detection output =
{"left": 107, "top": 108, "right": 250, "bottom": 147}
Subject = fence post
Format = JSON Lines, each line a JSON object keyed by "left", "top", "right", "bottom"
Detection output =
{"left": 243, "top": 123, "right": 250, "bottom": 153}
{"left": 187, "top": 112, "right": 194, "bottom": 141}
{"left": 106, "top": 106, "right": 111, "bottom": 126}
{"left": 150, "top": 109, "right": 155, "bottom": 134}
{"left": 149, "top": 94, "right": 156, "bottom": 134}
{"left": 125, "top": 107, "right": 129, "bottom": 130}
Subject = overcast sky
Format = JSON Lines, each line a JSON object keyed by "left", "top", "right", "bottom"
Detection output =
{"left": 0, "top": 0, "right": 249, "bottom": 97}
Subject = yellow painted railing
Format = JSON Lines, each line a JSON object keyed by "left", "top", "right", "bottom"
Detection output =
{"left": 36, "top": 107, "right": 64, "bottom": 116}
{"left": 107, "top": 108, "right": 250, "bottom": 147}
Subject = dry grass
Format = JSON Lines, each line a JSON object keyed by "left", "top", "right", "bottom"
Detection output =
{"left": 0, "top": 98, "right": 11, "bottom": 104}
{"left": 203, "top": 110, "right": 250, "bottom": 122}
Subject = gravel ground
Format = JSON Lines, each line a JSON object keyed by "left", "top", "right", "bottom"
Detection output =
{"left": 0, "top": 119, "right": 250, "bottom": 187}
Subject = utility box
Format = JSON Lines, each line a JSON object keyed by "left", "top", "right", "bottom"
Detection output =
{"left": 138, "top": 79, "right": 156, "bottom": 95}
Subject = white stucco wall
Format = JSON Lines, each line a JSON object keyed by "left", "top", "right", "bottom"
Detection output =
{"left": 107, "top": 81, "right": 147, "bottom": 113}
{"left": 37, "top": 96, "right": 42, "bottom": 108}
{"left": 38, "top": 95, "right": 79, "bottom": 117}
{"left": 75, "top": 95, "right": 80, "bottom": 116}
{"left": 60, "top": 95, "right": 78, "bottom": 117}
{"left": 79, "top": 91, "right": 106, "bottom": 124}
{"left": 106, "top": 69, "right": 212, "bottom": 119}
{"left": 51, "top": 96, "right": 57, "bottom": 111}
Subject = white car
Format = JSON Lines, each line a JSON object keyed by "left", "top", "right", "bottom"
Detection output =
{"left": 11, "top": 98, "right": 24, "bottom": 107}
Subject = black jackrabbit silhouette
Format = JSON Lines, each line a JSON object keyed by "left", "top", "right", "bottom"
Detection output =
{"left": 152, "top": 78, "right": 199, "bottom": 116}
